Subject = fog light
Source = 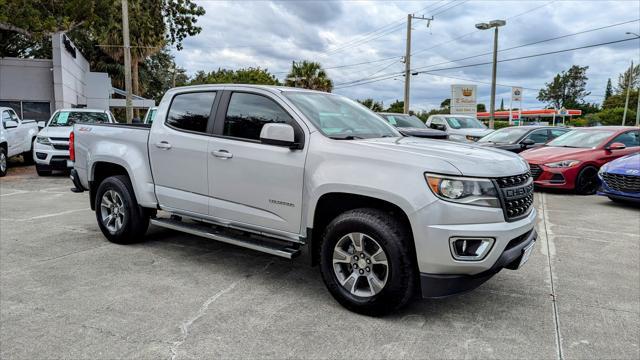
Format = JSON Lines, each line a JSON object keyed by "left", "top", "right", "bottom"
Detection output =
{"left": 449, "top": 237, "right": 495, "bottom": 261}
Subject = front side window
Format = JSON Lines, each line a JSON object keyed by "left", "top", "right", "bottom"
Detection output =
{"left": 224, "top": 93, "right": 295, "bottom": 141}
{"left": 2, "top": 111, "right": 11, "bottom": 126}
{"left": 525, "top": 129, "right": 550, "bottom": 144}
{"left": 550, "top": 129, "right": 568, "bottom": 138}
{"left": 610, "top": 130, "right": 639, "bottom": 147}
{"left": 48, "top": 111, "right": 110, "bottom": 127}
{"left": 166, "top": 92, "right": 216, "bottom": 133}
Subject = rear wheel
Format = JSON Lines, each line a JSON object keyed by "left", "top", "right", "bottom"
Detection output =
{"left": 575, "top": 166, "right": 599, "bottom": 195}
{"left": 0, "top": 148, "right": 7, "bottom": 177}
{"left": 95, "top": 175, "right": 149, "bottom": 244}
{"left": 320, "top": 208, "right": 416, "bottom": 316}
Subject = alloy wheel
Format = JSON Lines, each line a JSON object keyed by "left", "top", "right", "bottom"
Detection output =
{"left": 332, "top": 232, "right": 389, "bottom": 297}
{"left": 0, "top": 152, "right": 6, "bottom": 173}
{"left": 100, "top": 190, "right": 125, "bottom": 234}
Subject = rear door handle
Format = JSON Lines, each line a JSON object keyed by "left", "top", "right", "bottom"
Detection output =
{"left": 212, "top": 149, "right": 233, "bottom": 159}
{"left": 155, "top": 141, "right": 172, "bottom": 150}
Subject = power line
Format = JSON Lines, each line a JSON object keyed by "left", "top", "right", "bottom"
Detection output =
{"left": 431, "top": 0, "right": 469, "bottom": 17}
{"left": 334, "top": 36, "right": 639, "bottom": 89}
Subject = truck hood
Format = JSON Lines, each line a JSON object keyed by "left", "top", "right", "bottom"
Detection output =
{"left": 38, "top": 126, "right": 72, "bottom": 139}
{"left": 355, "top": 137, "right": 529, "bottom": 177}
{"left": 397, "top": 127, "right": 448, "bottom": 139}
{"left": 521, "top": 146, "right": 594, "bottom": 164}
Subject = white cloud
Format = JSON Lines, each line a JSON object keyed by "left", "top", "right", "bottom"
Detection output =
{"left": 174, "top": 0, "right": 640, "bottom": 110}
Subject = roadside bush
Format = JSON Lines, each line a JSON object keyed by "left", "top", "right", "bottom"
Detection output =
{"left": 596, "top": 107, "right": 636, "bottom": 125}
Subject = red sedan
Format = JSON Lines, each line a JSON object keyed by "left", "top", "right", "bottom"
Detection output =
{"left": 521, "top": 126, "right": 639, "bottom": 194}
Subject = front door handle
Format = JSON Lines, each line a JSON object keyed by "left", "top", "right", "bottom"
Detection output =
{"left": 212, "top": 149, "right": 233, "bottom": 159}
{"left": 155, "top": 141, "right": 172, "bottom": 150}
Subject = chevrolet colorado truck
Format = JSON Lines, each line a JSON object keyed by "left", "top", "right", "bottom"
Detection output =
{"left": 70, "top": 85, "right": 537, "bottom": 315}
{"left": 0, "top": 106, "right": 41, "bottom": 177}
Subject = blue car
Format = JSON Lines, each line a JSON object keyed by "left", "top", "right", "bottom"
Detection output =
{"left": 598, "top": 152, "right": 640, "bottom": 203}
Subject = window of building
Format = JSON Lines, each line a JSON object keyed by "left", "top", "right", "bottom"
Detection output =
{"left": 166, "top": 92, "right": 216, "bottom": 133}
{"left": 22, "top": 102, "right": 51, "bottom": 121}
{"left": 224, "top": 92, "right": 295, "bottom": 141}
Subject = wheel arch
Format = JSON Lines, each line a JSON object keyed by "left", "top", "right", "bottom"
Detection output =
{"left": 308, "top": 191, "right": 415, "bottom": 267}
{"left": 89, "top": 162, "right": 132, "bottom": 210}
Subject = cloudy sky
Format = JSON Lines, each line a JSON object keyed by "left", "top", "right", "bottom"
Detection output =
{"left": 172, "top": 0, "right": 640, "bottom": 111}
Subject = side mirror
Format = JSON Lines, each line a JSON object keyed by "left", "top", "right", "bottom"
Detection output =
{"left": 606, "top": 142, "right": 626, "bottom": 150}
{"left": 260, "top": 123, "right": 298, "bottom": 149}
{"left": 521, "top": 138, "right": 536, "bottom": 147}
{"left": 4, "top": 120, "right": 18, "bottom": 129}
{"left": 37, "top": 121, "right": 45, "bottom": 129}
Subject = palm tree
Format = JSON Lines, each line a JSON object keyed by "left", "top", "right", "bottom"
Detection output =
{"left": 285, "top": 60, "right": 333, "bottom": 92}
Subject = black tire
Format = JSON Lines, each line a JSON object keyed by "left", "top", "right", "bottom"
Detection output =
{"left": 0, "top": 147, "right": 7, "bottom": 177}
{"left": 22, "top": 140, "right": 35, "bottom": 165}
{"left": 35, "top": 164, "right": 51, "bottom": 176}
{"left": 575, "top": 166, "right": 599, "bottom": 195}
{"left": 95, "top": 175, "right": 149, "bottom": 244}
{"left": 319, "top": 208, "right": 417, "bottom": 316}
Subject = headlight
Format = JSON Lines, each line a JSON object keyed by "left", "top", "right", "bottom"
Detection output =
{"left": 449, "top": 134, "right": 467, "bottom": 142}
{"left": 425, "top": 173, "right": 500, "bottom": 207}
{"left": 544, "top": 160, "right": 580, "bottom": 168}
{"left": 36, "top": 136, "right": 51, "bottom": 145}
{"left": 466, "top": 135, "right": 478, "bottom": 141}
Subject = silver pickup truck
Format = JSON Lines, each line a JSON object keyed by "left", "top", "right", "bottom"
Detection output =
{"left": 70, "top": 85, "right": 537, "bottom": 315}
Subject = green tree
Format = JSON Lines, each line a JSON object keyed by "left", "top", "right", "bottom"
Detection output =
{"left": 477, "top": 103, "right": 486, "bottom": 112}
{"left": 141, "top": 49, "right": 187, "bottom": 103}
{"left": 602, "top": 89, "right": 639, "bottom": 111}
{"left": 499, "top": 98, "right": 504, "bottom": 111}
{"left": 440, "top": 98, "right": 450, "bottom": 110}
{"left": 187, "top": 67, "right": 279, "bottom": 85}
{"left": 284, "top": 60, "right": 333, "bottom": 92}
{"left": 537, "top": 65, "right": 591, "bottom": 109}
{"left": 604, "top": 78, "right": 613, "bottom": 101}
{"left": 616, "top": 63, "right": 640, "bottom": 93}
{"left": 357, "top": 98, "right": 384, "bottom": 112}
{"left": 385, "top": 100, "right": 404, "bottom": 113}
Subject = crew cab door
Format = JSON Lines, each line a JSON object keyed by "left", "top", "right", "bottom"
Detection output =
{"left": 149, "top": 91, "right": 218, "bottom": 215}
{"left": 207, "top": 90, "right": 307, "bottom": 235}
{"left": 2, "top": 109, "right": 20, "bottom": 156}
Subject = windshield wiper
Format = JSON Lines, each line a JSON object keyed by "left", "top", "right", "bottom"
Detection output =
{"left": 329, "top": 135, "right": 365, "bottom": 140}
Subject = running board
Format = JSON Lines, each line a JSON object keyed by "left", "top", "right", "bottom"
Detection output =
{"left": 150, "top": 217, "right": 301, "bottom": 259}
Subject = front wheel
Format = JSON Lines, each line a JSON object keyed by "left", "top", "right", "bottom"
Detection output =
{"left": 0, "top": 147, "right": 7, "bottom": 177}
{"left": 95, "top": 175, "right": 149, "bottom": 244}
{"left": 320, "top": 208, "right": 417, "bottom": 316}
{"left": 575, "top": 166, "right": 599, "bottom": 195}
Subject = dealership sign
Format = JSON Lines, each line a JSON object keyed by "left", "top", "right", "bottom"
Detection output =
{"left": 511, "top": 87, "right": 523, "bottom": 102}
{"left": 450, "top": 85, "right": 477, "bottom": 115}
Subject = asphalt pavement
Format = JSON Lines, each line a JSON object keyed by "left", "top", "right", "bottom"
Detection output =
{"left": 1, "top": 163, "right": 638, "bottom": 359}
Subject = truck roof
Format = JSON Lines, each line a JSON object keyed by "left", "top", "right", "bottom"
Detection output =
{"left": 55, "top": 108, "right": 111, "bottom": 113}
{"left": 166, "top": 84, "right": 328, "bottom": 95}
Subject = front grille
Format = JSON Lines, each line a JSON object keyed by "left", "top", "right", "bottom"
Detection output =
{"left": 52, "top": 144, "right": 69, "bottom": 150}
{"left": 50, "top": 137, "right": 69, "bottom": 141}
{"left": 602, "top": 172, "right": 640, "bottom": 193}
{"left": 529, "top": 164, "right": 542, "bottom": 179}
{"left": 494, "top": 172, "right": 535, "bottom": 221}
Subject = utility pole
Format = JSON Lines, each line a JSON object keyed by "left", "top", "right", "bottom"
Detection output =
{"left": 403, "top": 14, "right": 432, "bottom": 114}
{"left": 636, "top": 85, "right": 639, "bottom": 127}
{"left": 476, "top": 20, "right": 506, "bottom": 129}
{"left": 121, "top": 0, "right": 133, "bottom": 123}
{"left": 622, "top": 60, "right": 633, "bottom": 126}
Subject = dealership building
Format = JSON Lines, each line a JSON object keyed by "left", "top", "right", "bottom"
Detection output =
{"left": 0, "top": 33, "right": 154, "bottom": 122}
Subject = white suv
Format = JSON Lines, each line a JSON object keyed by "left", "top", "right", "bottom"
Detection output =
{"left": 34, "top": 108, "right": 115, "bottom": 175}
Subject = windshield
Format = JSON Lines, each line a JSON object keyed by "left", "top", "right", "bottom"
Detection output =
{"left": 381, "top": 114, "right": 426, "bottom": 128}
{"left": 284, "top": 92, "right": 400, "bottom": 139}
{"left": 479, "top": 127, "right": 531, "bottom": 144}
{"left": 444, "top": 116, "right": 486, "bottom": 129}
{"left": 49, "top": 111, "right": 110, "bottom": 127}
{"left": 546, "top": 129, "right": 615, "bottom": 148}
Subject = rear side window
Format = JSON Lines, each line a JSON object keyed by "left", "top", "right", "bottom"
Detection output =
{"left": 550, "top": 129, "right": 568, "bottom": 138}
{"left": 223, "top": 92, "right": 295, "bottom": 141}
{"left": 525, "top": 129, "right": 550, "bottom": 144}
{"left": 167, "top": 92, "right": 216, "bottom": 133}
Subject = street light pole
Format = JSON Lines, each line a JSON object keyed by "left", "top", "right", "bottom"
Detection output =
{"left": 121, "top": 0, "right": 133, "bottom": 123}
{"left": 476, "top": 20, "right": 506, "bottom": 129}
{"left": 403, "top": 14, "right": 432, "bottom": 114}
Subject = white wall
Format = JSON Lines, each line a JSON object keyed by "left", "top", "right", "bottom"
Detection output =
{"left": 0, "top": 58, "right": 54, "bottom": 105}
{"left": 51, "top": 32, "right": 89, "bottom": 109}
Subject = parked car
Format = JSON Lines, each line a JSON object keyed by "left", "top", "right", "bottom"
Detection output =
{"left": 377, "top": 112, "right": 448, "bottom": 139}
{"left": 477, "top": 126, "right": 570, "bottom": 153}
{"left": 70, "top": 85, "right": 537, "bottom": 315}
{"left": 522, "top": 127, "right": 639, "bottom": 194}
{"left": 597, "top": 152, "right": 640, "bottom": 203}
{"left": 143, "top": 106, "right": 157, "bottom": 124}
{"left": 34, "top": 108, "right": 115, "bottom": 176}
{"left": 425, "top": 114, "right": 493, "bottom": 142}
{"left": 0, "top": 106, "right": 41, "bottom": 177}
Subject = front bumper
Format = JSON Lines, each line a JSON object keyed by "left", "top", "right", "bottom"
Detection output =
{"left": 597, "top": 174, "right": 640, "bottom": 202}
{"left": 34, "top": 142, "right": 71, "bottom": 169}
{"left": 529, "top": 163, "right": 579, "bottom": 190}
{"left": 420, "top": 228, "right": 537, "bottom": 298}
